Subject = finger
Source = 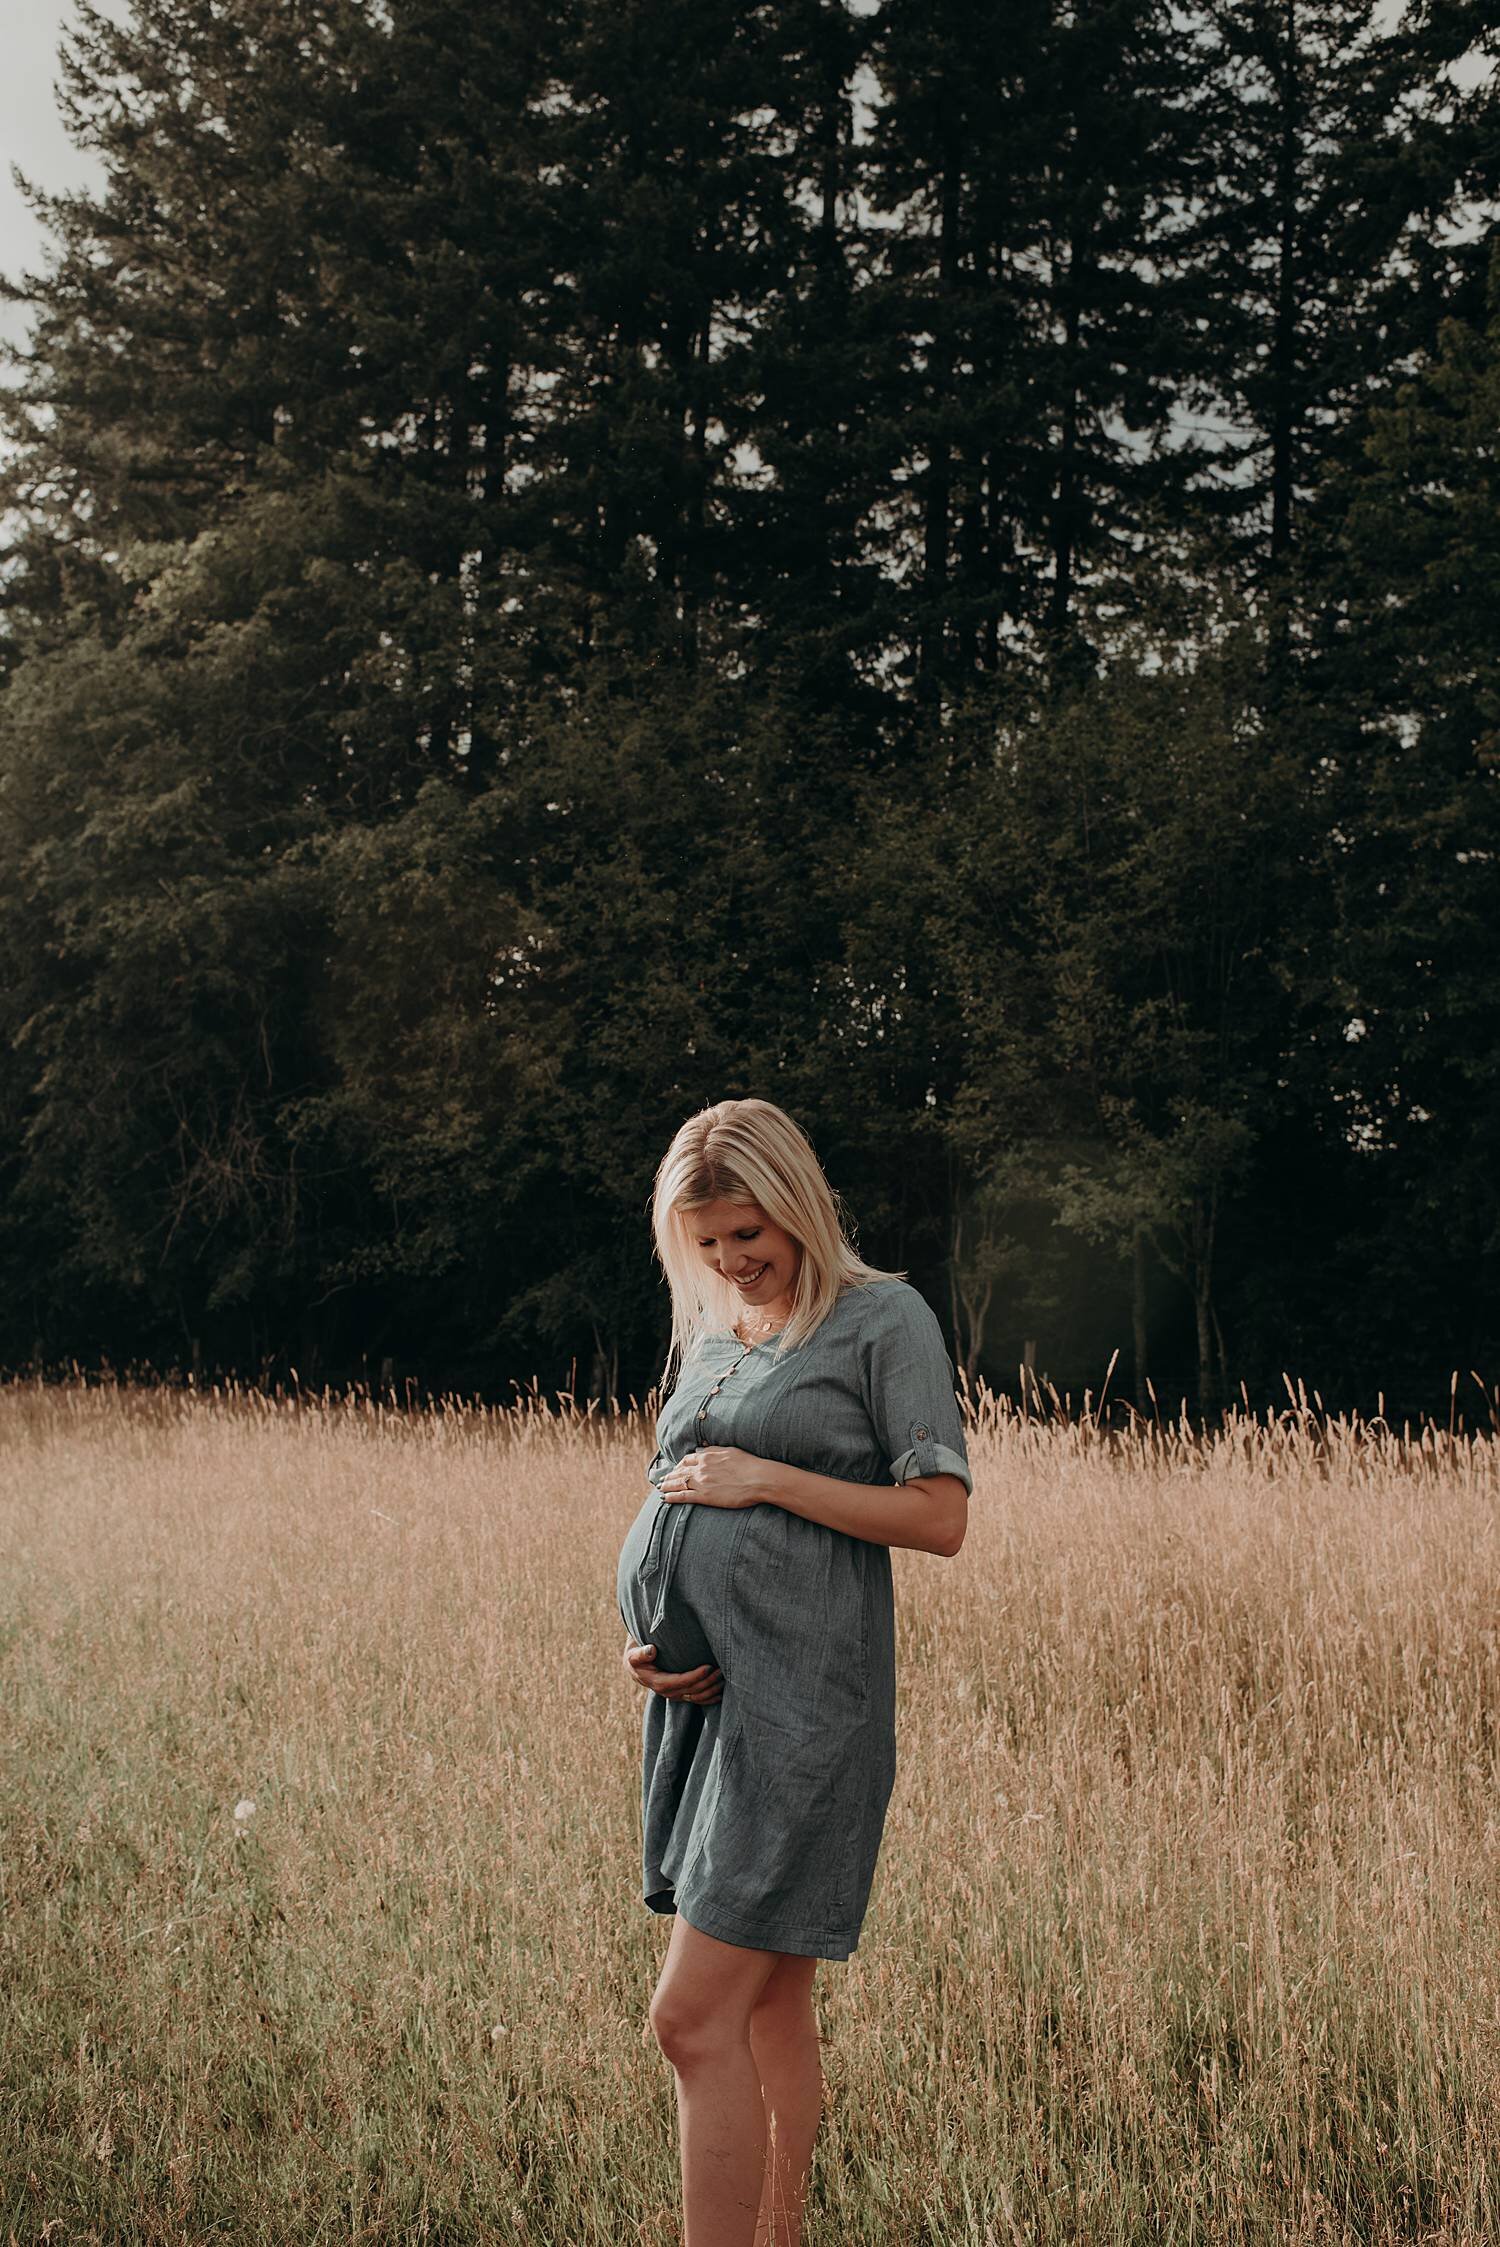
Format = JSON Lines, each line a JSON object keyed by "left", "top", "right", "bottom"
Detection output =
{"left": 651, "top": 1664, "right": 720, "bottom": 1689}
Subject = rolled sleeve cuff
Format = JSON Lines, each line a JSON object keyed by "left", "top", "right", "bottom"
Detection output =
{"left": 889, "top": 1441, "right": 973, "bottom": 1495}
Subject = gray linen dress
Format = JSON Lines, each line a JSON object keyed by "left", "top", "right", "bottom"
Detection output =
{"left": 616, "top": 1277, "right": 973, "bottom": 1961}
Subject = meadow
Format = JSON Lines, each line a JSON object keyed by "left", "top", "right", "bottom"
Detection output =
{"left": 2, "top": 1371, "right": 1497, "bottom": 2245}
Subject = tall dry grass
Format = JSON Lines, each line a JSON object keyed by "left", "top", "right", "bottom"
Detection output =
{"left": 2, "top": 1371, "right": 1497, "bottom": 2245}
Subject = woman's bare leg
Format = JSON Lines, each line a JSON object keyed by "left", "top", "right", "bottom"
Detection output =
{"left": 648, "top": 1914, "right": 782, "bottom": 2247}
{"left": 749, "top": 1953, "right": 823, "bottom": 2247}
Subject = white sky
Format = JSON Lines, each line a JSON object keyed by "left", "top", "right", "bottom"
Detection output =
{"left": 0, "top": 1, "right": 128, "bottom": 352}
{"left": 0, "top": 0, "right": 1479, "bottom": 363}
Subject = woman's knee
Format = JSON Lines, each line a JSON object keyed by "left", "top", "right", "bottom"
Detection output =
{"left": 648, "top": 1987, "right": 744, "bottom": 2072}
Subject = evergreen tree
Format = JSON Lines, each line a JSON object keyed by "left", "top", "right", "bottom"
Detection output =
{"left": 1, "top": 0, "right": 1496, "bottom": 1408}
{"left": 1183, "top": 0, "right": 1498, "bottom": 608}
{"left": 919, "top": 592, "right": 1296, "bottom": 1414}
{"left": 862, "top": 0, "right": 1212, "bottom": 701}
{"left": 1288, "top": 241, "right": 1500, "bottom": 1397}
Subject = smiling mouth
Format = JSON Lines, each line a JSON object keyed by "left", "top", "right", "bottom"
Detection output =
{"left": 730, "top": 1263, "right": 769, "bottom": 1287}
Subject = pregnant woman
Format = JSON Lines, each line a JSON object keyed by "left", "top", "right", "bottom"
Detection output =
{"left": 616, "top": 1096, "right": 973, "bottom": 2247}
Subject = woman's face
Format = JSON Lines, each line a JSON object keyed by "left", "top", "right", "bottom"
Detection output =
{"left": 684, "top": 1198, "right": 803, "bottom": 1313}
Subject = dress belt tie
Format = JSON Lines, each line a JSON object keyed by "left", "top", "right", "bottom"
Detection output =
{"left": 643, "top": 1494, "right": 694, "bottom": 1639}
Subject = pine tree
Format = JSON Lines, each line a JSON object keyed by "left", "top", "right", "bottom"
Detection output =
{"left": 0, "top": 0, "right": 570, "bottom": 1372}
{"left": 1182, "top": 1, "right": 1498, "bottom": 609}
{"left": 861, "top": 0, "right": 1213, "bottom": 703}
{"left": 1289, "top": 240, "right": 1500, "bottom": 1394}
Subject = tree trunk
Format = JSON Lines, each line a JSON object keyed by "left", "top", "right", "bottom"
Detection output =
{"left": 961, "top": 1280, "right": 992, "bottom": 1384}
{"left": 1211, "top": 1297, "right": 1231, "bottom": 1401}
{"left": 1269, "top": 0, "right": 1300, "bottom": 568}
{"left": 948, "top": 1210, "right": 963, "bottom": 1363}
{"left": 947, "top": 1204, "right": 980, "bottom": 1378}
{"left": 589, "top": 1325, "right": 619, "bottom": 1407}
{"left": 1131, "top": 1226, "right": 1150, "bottom": 1410}
{"left": 679, "top": 316, "right": 711, "bottom": 668}
{"left": 816, "top": 44, "right": 847, "bottom": 272}
{"left": 1194, "top": 1283, "right": 1219, "bottom": 1420}
{"left": 919, "top": 123, "right": 960, "bottom": 699}
{"left": 1049, "top": 298, "right": 1081, "bottom": 643}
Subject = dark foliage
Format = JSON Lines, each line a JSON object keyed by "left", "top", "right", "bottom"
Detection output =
{"left": 1, "top": 0, "right": 1496, "bottom": 1416}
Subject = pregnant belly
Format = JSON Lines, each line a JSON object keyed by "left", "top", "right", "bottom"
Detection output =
{"left": 617, "top": 1497, "right": 887, "bottom": 1723}
{"left": 617, "top": 1495, "right": 743, "bottom": 1675}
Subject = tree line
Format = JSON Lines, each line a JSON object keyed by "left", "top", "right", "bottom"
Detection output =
{"left": 1, "top": 0, "right": 1497, "bottom": 1418}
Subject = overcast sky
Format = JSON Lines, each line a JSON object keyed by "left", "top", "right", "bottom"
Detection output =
{"left": 0, "top": 0, "right": 1476, "bottom": 363}
{"left": 2, "top": 1, "right": 124, "bottom": 351}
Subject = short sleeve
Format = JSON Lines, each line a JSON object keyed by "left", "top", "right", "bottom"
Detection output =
{"left": 856, "top": 1283, "right": 973, "bottom": 1496}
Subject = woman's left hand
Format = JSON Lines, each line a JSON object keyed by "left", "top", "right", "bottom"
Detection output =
{"left": 657, "top": 1446, "right": 771, "bottom": 1510}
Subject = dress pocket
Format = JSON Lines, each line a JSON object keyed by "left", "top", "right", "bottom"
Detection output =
{"left": 737, "top": 1499, "right": 790, "bottom": 1572}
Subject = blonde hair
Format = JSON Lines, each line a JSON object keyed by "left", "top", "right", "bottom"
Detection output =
{"left": 650, "top": 1097, "right": 905, "bottom": 1390}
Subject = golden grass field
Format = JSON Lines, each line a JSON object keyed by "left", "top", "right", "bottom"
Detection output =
{"left": 2, "top": 1372, "right": 1498, "bottom": 2245}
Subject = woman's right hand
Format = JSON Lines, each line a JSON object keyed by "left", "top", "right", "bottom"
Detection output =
{"left": 622, "top": 1635, "right": 723, "bottom": 1705}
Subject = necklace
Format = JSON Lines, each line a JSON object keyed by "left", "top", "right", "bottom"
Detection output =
{"left": 735, "top": 1307, "right": 788, "bottom": 1345}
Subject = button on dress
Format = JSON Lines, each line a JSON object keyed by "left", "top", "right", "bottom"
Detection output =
{"left": 616, "top": 1278, "right": 973, "bottom": 1961}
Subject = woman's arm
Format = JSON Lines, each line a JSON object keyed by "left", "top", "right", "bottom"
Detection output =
{"left": 657, "top": 1445, "right": 967, "bottom": 1558}
{"left": 766, "top": 1461, "right": 968, "bottom": 1559}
